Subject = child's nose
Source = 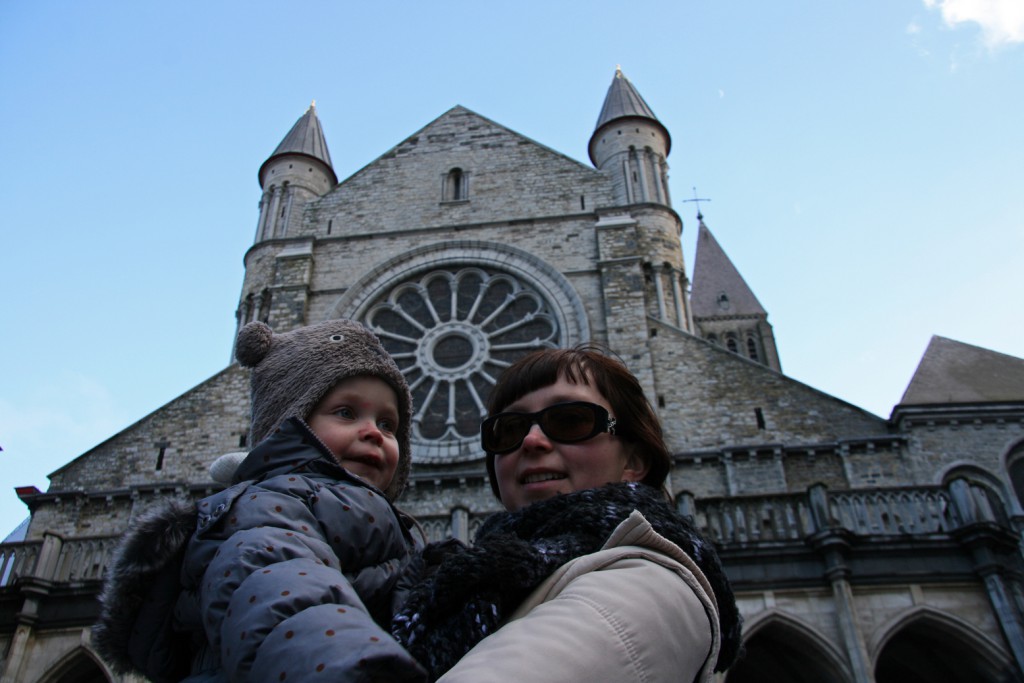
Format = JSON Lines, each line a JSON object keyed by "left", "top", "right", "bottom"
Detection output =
{"left": 361, "top": 421, "right": 384, "bottom": 445}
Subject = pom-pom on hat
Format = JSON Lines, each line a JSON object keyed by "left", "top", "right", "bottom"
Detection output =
{"left": 235, "top": 319, "right": 413, "bottom": 501}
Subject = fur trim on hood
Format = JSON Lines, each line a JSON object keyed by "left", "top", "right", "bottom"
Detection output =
{"left": 93, "top": 500, "right": 197, "bottom": 683}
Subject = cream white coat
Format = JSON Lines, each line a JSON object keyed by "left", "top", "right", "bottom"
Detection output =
{"left": 437, "top": 510, "right": 721, "bottom": 683}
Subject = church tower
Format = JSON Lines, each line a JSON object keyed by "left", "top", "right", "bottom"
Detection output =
{"left": 254, "top": 102, "right": 336, "bottom": 243}
{"left": 587, "top": 69, "right": 693, "bottom": 397}
{"left": 588, "top": 67, "right": 672, "bottom": 206}
{"left": 235, "top": 103, "right": 337, "bottom": 339}
{"left": 690, "top": 216, "right": 781, "bottom": 370}
{"left": 6, "top": 70, "right": 1024, "bottom": 683}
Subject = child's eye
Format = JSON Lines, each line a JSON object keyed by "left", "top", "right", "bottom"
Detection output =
{"left": 333, "top": 406, "right": 356, "bottom": 419}
{"left": 376, "top": 418, "right": 396, "bottom": 435}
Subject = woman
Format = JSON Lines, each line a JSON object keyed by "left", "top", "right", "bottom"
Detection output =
{"left": 393, "top": 345, "right": 742, "bottom": 682}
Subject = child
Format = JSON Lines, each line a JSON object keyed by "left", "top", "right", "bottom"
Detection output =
{"left": 95, "top": 319, "right": 427, "bottom": 683}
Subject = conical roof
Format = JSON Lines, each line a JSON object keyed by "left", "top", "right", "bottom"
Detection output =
{"left": 591, "top": 68, "right": 670, "bottom": 156}
{"left": 900, "top": 336, "right": 1024, "bottom": 405}
{"left": 690, "top": 219, "right": 767, "bottom": 318}
{"left": 258, "top": 102, "right": 336, "bottom": 185}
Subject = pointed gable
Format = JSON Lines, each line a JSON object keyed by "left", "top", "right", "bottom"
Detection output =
{"left": 900, "top": 336, "right": 1024, "bottom": 405}
{"left": 309, "top": 105, "right": 610, "bottom": 235}
{"left": 690, "top": 220, "right": 766, "bottom": 318}
{"left": 259, "top": 102, "right": 336, "bottom": 185}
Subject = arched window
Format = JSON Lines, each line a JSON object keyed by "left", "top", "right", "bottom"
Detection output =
{"left": 37, "top": 648, "right": 111, "bottom": 683}
{"left": 727, "top": 617, "right": 850, "bottom": 683}
{"left": 726, "top": 334, "right": 739, "bottom": 354}
{"left": 257, "top": 288, "right": 271, "bottom": 324}
{"left": 332, "top": 241, "right": 589, "bottom": 463}
{"left": 443, "top": 168, "right": 468, "bottom": 202}
{"left": 943, "top": 465, "right": 1009, "bottom": 525}
{"left": 875, "top": 609, "right": 1012, "bottom": 683}
{"left": 364, "top": 267, "right": 559, "bottom": 452}
{"left": 1006, "top": 442, "right": 1024, "bottom": 511}
{"left": 747, "top": 336, "right": 759, "bottom": 361}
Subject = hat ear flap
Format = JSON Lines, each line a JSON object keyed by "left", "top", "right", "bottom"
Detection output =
{"left": 235, "top": 322, "right": 274, "bottom": 368}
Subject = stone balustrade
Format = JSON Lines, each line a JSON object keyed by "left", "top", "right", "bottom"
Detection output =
{"left": 0, "top": 478, "right": 1009, "bottom": 591}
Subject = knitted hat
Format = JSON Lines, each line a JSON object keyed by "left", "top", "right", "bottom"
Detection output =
{"left": 235, "top": 319, "right": 413, "bottom": 501}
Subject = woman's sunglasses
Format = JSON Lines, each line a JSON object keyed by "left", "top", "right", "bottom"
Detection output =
{"left": 480, "top": 401, "right": 618, "bottom": 455}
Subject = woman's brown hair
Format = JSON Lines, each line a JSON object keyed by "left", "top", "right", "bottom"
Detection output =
{"left": 484, "top": 344, "right": 672, "bottom": 500}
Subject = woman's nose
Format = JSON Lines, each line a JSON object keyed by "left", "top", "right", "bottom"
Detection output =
{"left": 521, "top": 423, "right": 550, "bottom": 451}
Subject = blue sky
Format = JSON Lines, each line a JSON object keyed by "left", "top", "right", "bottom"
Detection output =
{"left": 1, "top": 0, "right": 1022, "bottom": 534}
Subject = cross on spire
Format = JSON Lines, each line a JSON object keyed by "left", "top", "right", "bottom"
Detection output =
{"left": 681, "top": 187, "right": 711, "bottom": 220}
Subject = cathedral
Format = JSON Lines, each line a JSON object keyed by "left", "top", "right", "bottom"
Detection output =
{"left": 2, "top": 69, "right": 1023, "bottom": 683}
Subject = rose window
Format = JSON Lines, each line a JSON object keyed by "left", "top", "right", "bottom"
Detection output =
{"left": 362, "top": 266, "right": 560, "bottom": 462}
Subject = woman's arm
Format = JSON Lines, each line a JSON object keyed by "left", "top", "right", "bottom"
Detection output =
{"left": 437, "top": 553, "right": 715, "bottom": 683}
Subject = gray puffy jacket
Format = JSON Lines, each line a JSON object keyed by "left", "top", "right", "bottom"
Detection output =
{"left": 95, "top": 417, "right": 426, "bottom": 683}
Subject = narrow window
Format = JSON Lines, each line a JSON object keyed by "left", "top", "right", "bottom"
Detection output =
{"left": 1009, "top": 445, "right": 1024, "bottom": 507}
{"left": 238, "top": 433, "right": 247, "bottom": 448}
{"left": 580, "top": 195, "right": 585, "bottom": 210}
{"left": 726, "top": 336, "right": 738, "bottom": 353}
{"left": 444, "top": 168, "right": 467, "bottom": 202}
{"left": 155, "top": 441, "right": 169, "bottom": 471}
{"left": 451, "top": 169, "right": 462, "bottom": 200}
{"left": 658, "top": 396, "right": 666, "bottom": 408}
{"left": 747, "top": 337, "right": 759, "bottom": 361}
{"left": 755, "top": 408, "right": 766, "bottom": 430}
{"left": 327, "top": 219, "right": 333, "bottom": 235}
{"left": 257, "top": 288, "right": 271, "bottom": 323}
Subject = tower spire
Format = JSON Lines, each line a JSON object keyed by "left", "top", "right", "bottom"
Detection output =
{"left": 590, "top": 67, "right": 670, "bottom": 161}
{"left": 258, "top": 103, "right": 336, "bottom": 187}
{"left": 588, "top": 68, "right": 672, "bottom": 207}
{"left": 252, "top": 104, "right": 337, "bottom": 246}
{"left": 690, "top": 219, "right": 781, "bottom": 370}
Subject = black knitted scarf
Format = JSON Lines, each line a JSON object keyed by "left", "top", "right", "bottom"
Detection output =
{"left": 392, "top": 483, "right": 741, "bottom": 680}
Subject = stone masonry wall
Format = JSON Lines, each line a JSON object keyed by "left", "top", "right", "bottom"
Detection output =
{"left": 648, "top": 321, "right": 889, "bottom": 452}
{"left": 902, "top": 419, "right": 1024, "bottom": 488}
{"left": 304, "top": 107, "right": 613, "bottom": 238}
{"left": 45, "top": 366, "right": 250, "bottom": 493}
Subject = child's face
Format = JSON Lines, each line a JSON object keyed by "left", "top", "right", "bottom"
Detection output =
{"left": 307, "top": 376, "right": 401, "bottom": 491}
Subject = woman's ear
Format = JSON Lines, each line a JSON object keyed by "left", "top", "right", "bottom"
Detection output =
{"left": 621, "top": 446, "right": 650, "bottom": 483}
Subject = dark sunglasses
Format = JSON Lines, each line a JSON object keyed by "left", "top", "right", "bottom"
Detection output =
{"left": 480, "top": 401, "right": 618, "bottom": 455}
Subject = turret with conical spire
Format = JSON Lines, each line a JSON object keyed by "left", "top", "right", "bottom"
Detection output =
{"left": 253, "top": 102, "right": 337, "bottom": 243}
{"left": 234, "top": 103, "right": 337, "bottom": 347}
{"left": 690, "top": 216, "right": 781, "bottom": 370}
{"left": 588, "top": 68, "right": 672, "bottom": 207}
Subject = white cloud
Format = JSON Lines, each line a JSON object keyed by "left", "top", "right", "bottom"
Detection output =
{"left": 925, "top": 0, "right": 1024, "bottom": 47}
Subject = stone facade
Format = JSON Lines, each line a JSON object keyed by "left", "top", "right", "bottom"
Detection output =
{"left": 2, "top": 72, "right": 1022, "bottom": 683}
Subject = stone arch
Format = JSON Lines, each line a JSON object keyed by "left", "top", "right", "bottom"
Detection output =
{"left": 939, "top": 462, "right": 1011, "bottom": 525}
{"left": 327, "top": 241, "right": 590, "bottom": 464}
{"left": 1001, "top": 438, "right": 1024, "bottom": 515}
{"left": 37, "top": 646, "right": 111, "bottom": 683}
{"left": 872, "top": 606, "right": 1013, "bottom": 683}
{"left": 726, "top": 610, "right": 852, "bottom": 683}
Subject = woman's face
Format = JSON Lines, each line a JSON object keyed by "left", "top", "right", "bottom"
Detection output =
{"left": 493, "top": 373, "right": 648, "bottom": 512}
